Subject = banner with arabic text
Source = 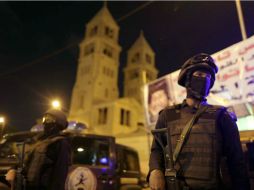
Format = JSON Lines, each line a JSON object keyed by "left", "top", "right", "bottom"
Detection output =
{"left": 144, "top": 35, "right": 254, "bottom": 126}
{"left": 208, "top": 35, "right": 254, "bottom": 106}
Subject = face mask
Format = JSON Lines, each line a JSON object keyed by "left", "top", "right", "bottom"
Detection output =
{"left": 43, "top": 123, "right": 56, "bottom": 133}
{"left": 187, "top": 75, "right": 211, "bottom": 100}
{"left": 43, "top": 123, "right": 62, "bottom": 136}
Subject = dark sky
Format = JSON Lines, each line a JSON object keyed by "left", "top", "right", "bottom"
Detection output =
{"left": 0, "top": 1, "right": 254, "bottom": 132}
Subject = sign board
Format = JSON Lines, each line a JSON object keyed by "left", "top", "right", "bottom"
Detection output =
{"left": 144, "top": 35, "right": 254, "bottom": 126}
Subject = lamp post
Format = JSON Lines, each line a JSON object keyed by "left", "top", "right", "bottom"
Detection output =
{"left": 51, "top": 99, "right": 61, "bottom": 110}
{"left": 0, "top": 116, "right": 5, "bottom": 138}
{"left": 235, "top": 0, "right": 247, "bottom": 40}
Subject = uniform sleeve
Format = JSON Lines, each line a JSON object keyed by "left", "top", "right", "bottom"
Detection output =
{"left": 147, "top": 110, "right": 167, "bottom": 181}
{"left": 48, "top": 139, "right": 72, "bottom": 190}
{"left": 218, "top": 111, "right": 250, "bottom": 190}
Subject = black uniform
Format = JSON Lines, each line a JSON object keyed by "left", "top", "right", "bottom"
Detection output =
{"left": 25, "top": 133, "right": 71, "bottom": 190}
{"left": 148, "top": 100, "right": 250, "bottom": 190}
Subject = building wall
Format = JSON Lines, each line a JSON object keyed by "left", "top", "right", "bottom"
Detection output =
{"left": 91, "top": 98, "right": 142, "bottom": 136}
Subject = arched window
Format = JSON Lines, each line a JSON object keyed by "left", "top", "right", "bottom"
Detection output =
{"left": 105, "top": 26, "right": 114, "bottom": 38}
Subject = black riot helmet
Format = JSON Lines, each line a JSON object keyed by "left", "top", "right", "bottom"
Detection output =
{"left": 42, "top": 109, "right": 68, "bottom": 131}
{"left": 178, "top": 53, "right": 218, "bottom": 89}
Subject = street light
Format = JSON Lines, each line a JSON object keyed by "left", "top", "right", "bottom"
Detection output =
{"left": 0, "top": 117, "right": 4, "bottom": 124}
{"left": 0, "top": 116, "right": 5, "bottom": 138}
{"left": 51, "top": 100, "right": 61, "bottom": 110}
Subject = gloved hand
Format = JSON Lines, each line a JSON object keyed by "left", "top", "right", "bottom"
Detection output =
{"left": 6, "top": 169, "right": 16, "bottom": 182}
{"left": 6, "top": 169, "right": 16, "bottom": 189}
{"left": 149, "top": 169, "right": 165, "bottom": 190}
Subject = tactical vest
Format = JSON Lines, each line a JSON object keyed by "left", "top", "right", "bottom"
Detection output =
{"left": 165, "top": 104, "right": 226, "bottom": 189}
{"left": 26, "top": 136, "right": 65, "bottom": 187}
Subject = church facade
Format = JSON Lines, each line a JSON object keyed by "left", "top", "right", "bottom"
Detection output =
{"left": 68, "top": 4, "right": 158, "bottom": 173}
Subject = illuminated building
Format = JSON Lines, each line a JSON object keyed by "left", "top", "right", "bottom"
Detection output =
{"left": 69, "top": 4, "right": 158, "bottom": 173}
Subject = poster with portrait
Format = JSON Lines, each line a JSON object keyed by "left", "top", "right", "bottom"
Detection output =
{"left": 144, "top": 76, "right": 173, "bottom": 126}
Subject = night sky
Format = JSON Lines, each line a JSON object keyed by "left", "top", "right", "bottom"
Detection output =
{"left": 0, "top": 1, "right": 254, "bottom": 132}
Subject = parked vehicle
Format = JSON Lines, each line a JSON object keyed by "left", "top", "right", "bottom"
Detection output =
{"left": 0, "top": 130, "right": 147, "bottom": 190}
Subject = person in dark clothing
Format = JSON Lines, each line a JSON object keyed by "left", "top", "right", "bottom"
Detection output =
{"left": 148, "top": 53, "right": 250, "bottom": 190}
{"left": 6, "top": 109, "right": 71, "bottom": 190}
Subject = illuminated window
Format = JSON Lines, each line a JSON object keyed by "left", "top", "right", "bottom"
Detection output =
{"left": 146, "top": 54, "right": 152, "bottom": 64}
{"left": 131, "top": 53, "right": 140, "bottom": 63}
{"left": 120, "top": 108, "right": 130, "bottom": 126}
{"left": 120, "top": 109, "right": 124, "bottom": 125}
{"left": 129, "top": 71, "right": 139, "bottom": 80}
{"left": 103, "top": 67, "right": 113, "bottom": 78}
{"left": 98, "top": 108, "right": 108, "bottom": 124}
{"left": 103, "top": 45, "right": 113, "bottom": 58}
{"left": 84, "top": 43, "right": 95, "bottom": 56}
{"left": 105, "top": 26, "right": 114, "bottom": 38}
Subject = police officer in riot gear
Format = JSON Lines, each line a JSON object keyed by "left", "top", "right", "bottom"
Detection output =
{"left": 148, "top": 53, "right": 250, "bottom": 190}
{"left": 6, "top": 109, "right": 71, "bottom": 190}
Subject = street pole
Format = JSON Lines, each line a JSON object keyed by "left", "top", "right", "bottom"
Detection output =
{"left": 141, "top": 70, "right": 152, "bottom": 153}
{"left": 235, "top": 0, "right": 247, "bottom": 40}
{"left": 235, "top": 0, "right": 251, "bottom": 126}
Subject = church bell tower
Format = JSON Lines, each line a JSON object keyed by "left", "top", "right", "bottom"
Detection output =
{"left": 123, "top": 31, "right": 158, "bottom": 105}
{"left": 69, "top": 4, "right": 121, "bottom": 126}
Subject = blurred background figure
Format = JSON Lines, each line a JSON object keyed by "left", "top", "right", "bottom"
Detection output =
{"left": 6, "top": 109, "right": 71, "bottom": 190}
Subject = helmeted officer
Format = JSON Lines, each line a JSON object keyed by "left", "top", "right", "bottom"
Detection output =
{"left": 148, "top": 53, "right": 250, "bottom": 190}
{"left": 26, "top": 109, "right": 71, "bottom": 190}
{"left": 6, "top": 109, "right": 71, "bottom": 190}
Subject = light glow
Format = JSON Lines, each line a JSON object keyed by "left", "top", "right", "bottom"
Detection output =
{"left": 77, "top": 147, "right": 84, "bottom": 152}
{"left": 51, "top": 100, "right": 61, "bottom": 109}
{"left": 0, "top": 117, "right": 5, "bottom": 124}
{"left": 99, "top": 157, "right": 108, "bottom": 164}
